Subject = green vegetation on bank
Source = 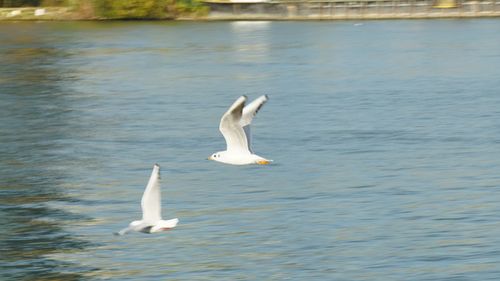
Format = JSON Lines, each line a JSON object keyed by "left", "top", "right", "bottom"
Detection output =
{"left": 96, "top": 0, "right": 208, "bottom": 19}
{"left": 0, "top": 0, "right": 208, "bottom": 19}
{"left": 95, "top": 0, "right": 173, "bottom": 19}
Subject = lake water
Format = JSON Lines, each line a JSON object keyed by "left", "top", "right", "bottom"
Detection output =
{"left": 1, "top": 19, "right": 500, "bottom": 280}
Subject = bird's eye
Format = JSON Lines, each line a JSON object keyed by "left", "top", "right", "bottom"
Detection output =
{"left": 214, "top": 154, "right": 217, "bottom": 158}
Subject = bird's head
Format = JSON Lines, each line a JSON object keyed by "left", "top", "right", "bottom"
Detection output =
{"left": 208, "top": 152, "right": 224, "bottom": 161}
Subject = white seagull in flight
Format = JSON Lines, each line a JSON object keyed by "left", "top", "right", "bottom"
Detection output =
{"left": 208, "top": 95, "right": 272, "bottom": 165}
{"left": 116, "top": 164, "right": 178, "bottom": 235}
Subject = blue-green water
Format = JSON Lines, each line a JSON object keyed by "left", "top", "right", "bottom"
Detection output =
{"left": 1, "top": 19, "right": 500, "bottom": 280}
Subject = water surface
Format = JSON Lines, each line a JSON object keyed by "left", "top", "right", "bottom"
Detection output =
{"left": 1, "top": 19, "right": 500, "bottom": 280}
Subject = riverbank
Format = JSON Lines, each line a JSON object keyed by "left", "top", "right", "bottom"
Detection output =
{"left": 0, "top": 7, "right": 76, "bottom": 20}
{"left": 2, "top": 1, "right": 500, "bottom": 21}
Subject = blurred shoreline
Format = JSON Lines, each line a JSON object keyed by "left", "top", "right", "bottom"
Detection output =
{"left": 1, "top": 2, "right": 500, "bottom": 21}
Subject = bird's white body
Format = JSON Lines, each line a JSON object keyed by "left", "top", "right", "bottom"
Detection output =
{"left": 209, "top": 95, "right": 272, "bottom": 166}
{"left": 117, "top": 164, "right": 178, "bottom": 235}
{"left": 212, "top": 150, "right": 270, "bottom": 166}
{"left": 123, "top": 218, "right": 179, "bottom": 234}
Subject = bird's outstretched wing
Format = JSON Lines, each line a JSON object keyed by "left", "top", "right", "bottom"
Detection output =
{"left": 219, "top": 96, "right": 250, "bottom": 153}
{"left": 141, "top": 164, "right": 162, "bottom": 223}
{"left": 240, "top": 95, "right": 268, "bottom": 152}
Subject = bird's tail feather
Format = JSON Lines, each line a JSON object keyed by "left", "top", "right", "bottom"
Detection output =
{"left": 115, "top": 226, "right": 132, "bottom": 236}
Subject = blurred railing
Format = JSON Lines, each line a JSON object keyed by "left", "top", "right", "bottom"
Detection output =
{"left": 203, "top": 0, "right": 500, "bottom": 19}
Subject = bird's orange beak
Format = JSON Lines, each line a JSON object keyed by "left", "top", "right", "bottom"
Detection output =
{"left": 256, "top": 160, "right": 271, "bottom": 165}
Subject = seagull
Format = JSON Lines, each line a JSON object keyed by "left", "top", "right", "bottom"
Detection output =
{"left": 208, "top": 95, "right": 272, "bottom": 165}
{"left": 116, "top": 164, "right": 178, "bottom": 235}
